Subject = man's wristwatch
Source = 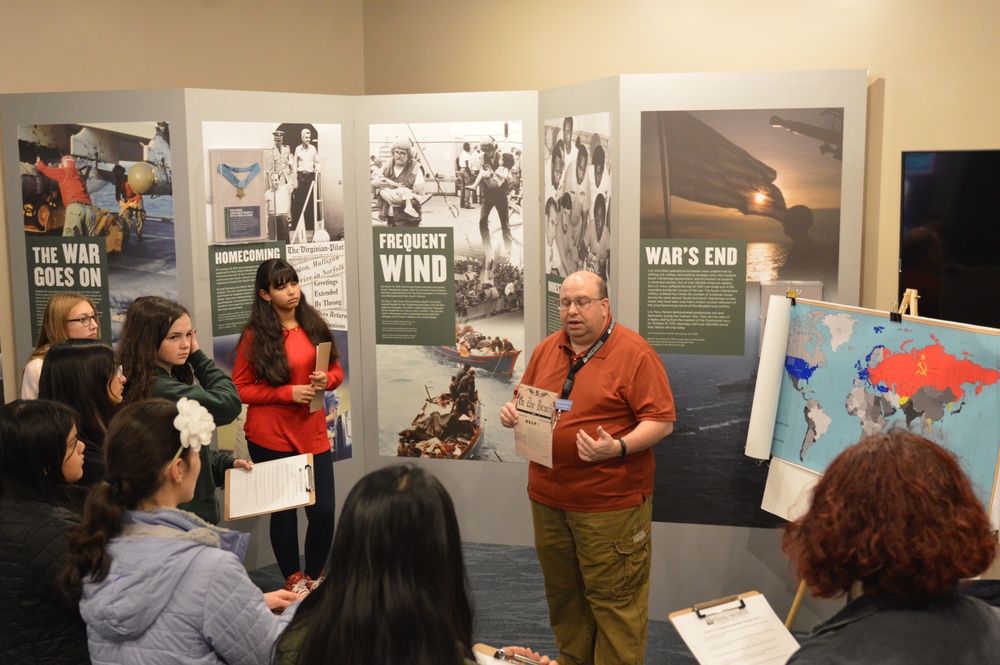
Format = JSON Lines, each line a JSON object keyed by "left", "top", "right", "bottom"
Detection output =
{"left": 618, "top": 437, "right": 627, "bottom": 459}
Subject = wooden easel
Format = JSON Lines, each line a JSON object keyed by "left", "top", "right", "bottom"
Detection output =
{"left": 784, "top": 290, "right": 921, "bottom": 630}
{"left": 898, "top": 288, "right": 919, "bottom": 317}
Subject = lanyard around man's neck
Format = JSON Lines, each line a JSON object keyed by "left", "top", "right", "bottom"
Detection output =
{"left": 560, "top": 318, "right": 615, "bottom": 401}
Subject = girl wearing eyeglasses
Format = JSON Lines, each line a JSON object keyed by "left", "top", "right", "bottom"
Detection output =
{"left": 38, "top": 338, "right": 125, "bottom": 487}
{"left": 21, "top": 292, "right": 100, "bottom": 399}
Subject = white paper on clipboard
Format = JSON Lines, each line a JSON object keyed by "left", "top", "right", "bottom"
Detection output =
{"left": 669, "top": 591, "right": 800, "bottom": 665}
{"left": 224, "top": 453, "right": 315, "bottom": 520}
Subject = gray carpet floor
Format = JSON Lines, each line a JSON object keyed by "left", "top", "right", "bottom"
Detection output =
{"left": 248, "top": 542, "right": 698, "bottom": 664}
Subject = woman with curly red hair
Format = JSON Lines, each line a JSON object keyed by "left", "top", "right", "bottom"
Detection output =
{"left": 783, "top": 429, "right": 1000, "bottom": 663}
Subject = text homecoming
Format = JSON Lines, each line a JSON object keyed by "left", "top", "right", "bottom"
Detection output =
{"left": 214, "top": 247, "right": 282, "bottom": 264}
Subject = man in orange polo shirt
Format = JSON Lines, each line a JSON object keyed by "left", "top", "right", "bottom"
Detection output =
{"left": 500, "top": 271, "right": 675, "bottom": 665}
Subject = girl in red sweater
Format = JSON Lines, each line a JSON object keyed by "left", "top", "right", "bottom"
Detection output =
{"left": 233, "top": 259, "right": 343, "bottom": 593}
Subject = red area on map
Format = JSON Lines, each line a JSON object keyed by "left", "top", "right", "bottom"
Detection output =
{"left": 867, "top": 335, "right": 1000, "bottom": 400}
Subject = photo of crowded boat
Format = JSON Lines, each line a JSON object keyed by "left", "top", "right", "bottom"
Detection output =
{"left": 431, "top": 325, "right": 521, "bottom": 377}
{"left": 397, "top": 365, "right": 484, "bottom": 459}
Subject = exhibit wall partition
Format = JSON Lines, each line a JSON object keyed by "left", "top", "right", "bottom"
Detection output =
{"left": 618, "top": 70, "right": 866, "bottom": 623}
{"left": 353, "top": 89, "right": 542, "bottom": 541}
{"left": 0, "top": 70, "right": 867, "bottom": 627}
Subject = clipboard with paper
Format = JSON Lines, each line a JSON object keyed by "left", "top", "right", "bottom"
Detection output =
{"left": 668, "top": 591, "right": 800, "bottom": 664}
{"left": 223, "top": 453, "right": 316, "bottom": 520}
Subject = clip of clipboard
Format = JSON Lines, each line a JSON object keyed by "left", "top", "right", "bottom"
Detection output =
{"left": 691, "top": 594, "right": 745, "bottom": 618}
{"left": 303, "top": 463, "right": 315, "bottom": 492}
{"left": 223, "top": 452, "right": 317, "bottom": 520}
{"left": 670, "top": 590, "right": 758, "bottom": 624}
{"left": 669, "top": 590, "right": 800, "bottom": 665}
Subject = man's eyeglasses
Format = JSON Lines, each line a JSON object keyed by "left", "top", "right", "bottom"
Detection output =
{"left": 558, "top": 297, "right": 602, "bottom": 311}
{"left": 66, "top": 313, "right": 99, "bottom": 327}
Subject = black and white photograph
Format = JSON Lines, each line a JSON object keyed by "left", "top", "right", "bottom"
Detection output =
{"left": 204, "top": 122, "right": 345, "bottom": 245}
{"left": 542, "top": 113, "right": 611, "bottom": 283}
{"left": 370, "top": 121, "right": 527, "bottom": 462}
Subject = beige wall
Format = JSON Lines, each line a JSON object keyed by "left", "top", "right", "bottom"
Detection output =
{"left": 0, "top": 0, "right": 365, "bottom": 95}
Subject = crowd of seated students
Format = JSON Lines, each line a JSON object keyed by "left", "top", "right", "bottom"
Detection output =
{"left": 3, "top": 287, "right": 546, "bottom": 663}
{"left": 6, "top": 415, "right": 999, "bottom": 664}
{"left": 0, "top": 396, "right": 548, "bottom": 664}
{"left": 5, "top": 292, "right": 1000, "bottom": 664}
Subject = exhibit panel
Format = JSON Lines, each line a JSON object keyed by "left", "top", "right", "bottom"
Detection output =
{"left": 197, "top": 117, "right": 352, "bottom": 451}
{"left": 617, "top": 70, "right": 868, "bottom": 625}
{"left": 617, "top": 71, "right": 869, "bottom": 526}
{"left": 1, "top": 90, "right": 189, "bottom": 367}
{"left": 369, "top": 119, "right": 522, "bottom": 463}
{"left": 182, "top": 90, "right": 365, "bottom": 569}
{"left": 351, "top": 90, "right": 543, "bottom": 546}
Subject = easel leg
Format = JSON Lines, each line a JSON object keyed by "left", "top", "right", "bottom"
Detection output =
{"left": 785, "top": 579, "right": 807, "bottom": 629}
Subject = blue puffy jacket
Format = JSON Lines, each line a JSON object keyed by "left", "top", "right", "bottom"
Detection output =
{"left": 80, "top": 508, "right": 297, "bottom": 664}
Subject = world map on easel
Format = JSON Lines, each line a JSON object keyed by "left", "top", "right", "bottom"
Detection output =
{"left": 772, "top": 300, "right": 1000, "bottom": 507}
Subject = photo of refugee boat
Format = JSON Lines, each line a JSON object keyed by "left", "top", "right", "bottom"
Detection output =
{"left": 396, "top": 365, "right": 485, "bottom": 459}
{"left": 431, "top": 325, "right": 521, "bottom": 377}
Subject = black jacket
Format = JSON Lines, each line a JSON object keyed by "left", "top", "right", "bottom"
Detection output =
{"left": 0, "top": 493, "right": 90, "bottom": 664}
{"left": 788, "top": 592, "right": 1000, "bottom": 664}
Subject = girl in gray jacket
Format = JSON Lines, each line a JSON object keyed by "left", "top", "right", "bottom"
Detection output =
{"left": 61, "top": 398, "right": 299, "bottom": 664}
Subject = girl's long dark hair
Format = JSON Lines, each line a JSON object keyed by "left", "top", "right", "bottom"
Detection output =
{"left": 0, "top": 399, "right": 83, "bottom": 512}
{"left": 276, "top": 465, "right": 473, "bottom": 665}
{"left": 61, "top": 399, "right": 193, "bottom": 600}
{"left": 238, "top": 259, "right": 336, "bottom": 386}
{"left": 119, "top": 296, "right": 193, "bottom": 405}
{"left": 38, "top": 338, "right": 119, "bottom": 449}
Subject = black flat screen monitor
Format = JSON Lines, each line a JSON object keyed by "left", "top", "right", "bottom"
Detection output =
{"left": 900, "top": 149, "right": 1000, "bottom": 329}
